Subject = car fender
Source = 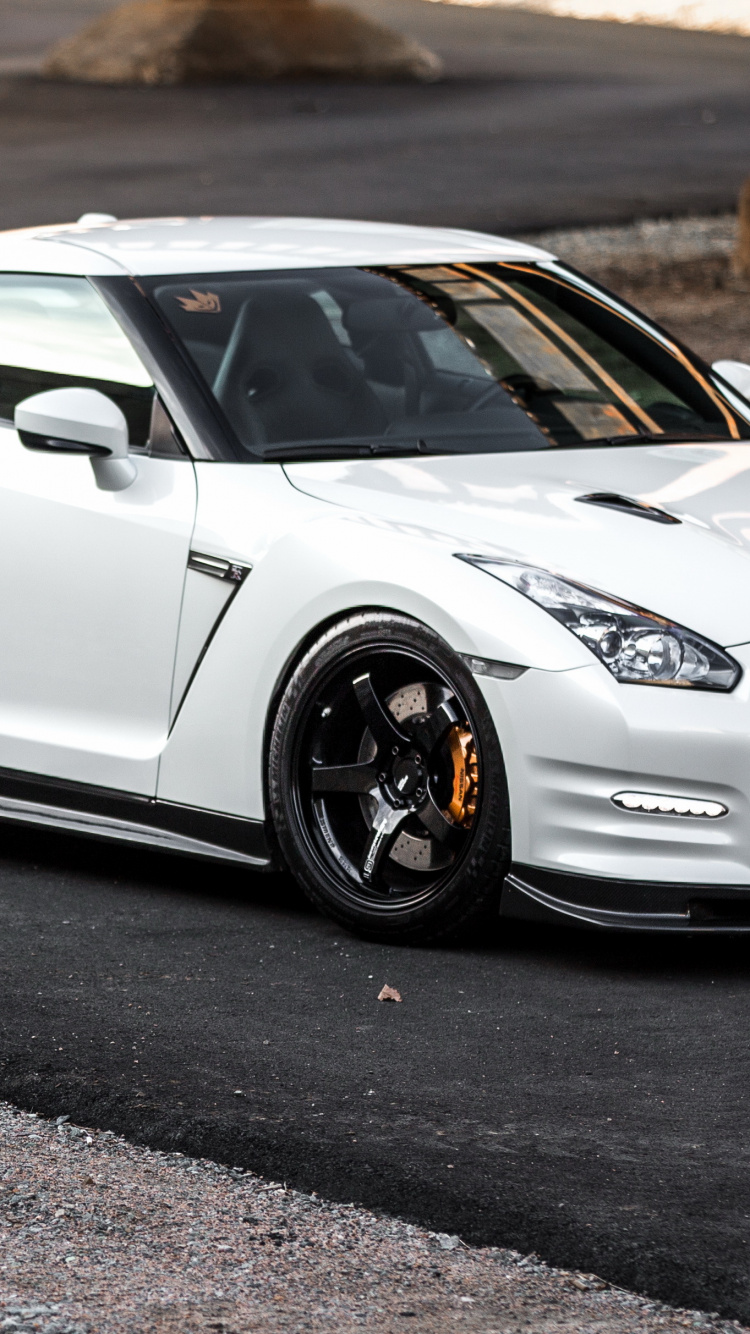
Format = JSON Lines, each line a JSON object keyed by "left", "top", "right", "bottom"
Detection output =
{"left": 158, "top": 467, "right": 590, "bottom": 820}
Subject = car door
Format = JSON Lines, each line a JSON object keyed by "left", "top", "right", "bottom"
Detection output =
{"left": 0, "top": 272, "right": 196, "bottom": 793}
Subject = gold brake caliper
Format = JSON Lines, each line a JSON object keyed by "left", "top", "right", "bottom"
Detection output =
{"left": 444, "top": 725, "right": 479, "bottom": 828}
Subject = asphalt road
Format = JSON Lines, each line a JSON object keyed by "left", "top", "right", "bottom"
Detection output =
{"left": 1, "top": 823, "right": 750, "bottom": 1321}
{"left": 0, "top": 0, "right": 748, "bottom": 231}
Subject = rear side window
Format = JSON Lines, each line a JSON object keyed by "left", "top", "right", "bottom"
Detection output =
{"left": 0, "top": 274, "right": 155, "bottom": 446}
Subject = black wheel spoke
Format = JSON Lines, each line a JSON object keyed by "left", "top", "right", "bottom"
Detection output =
{"left": 311, "top": 762, "right": 379, "bottom": 795}
{"left": 416, "top": 790, "right": 465, "bottom": 850}
{"left": 360, "top": 799, "right": 410, "bottom": 885}
{"left": 353, "top": 673, "right": 410, "bottom": 756}
{"left": 407, "top": 699, "right": 459, "bottom": 754}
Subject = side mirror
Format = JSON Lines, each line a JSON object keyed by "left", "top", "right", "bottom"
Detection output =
{"left": 14, "top": 387, "right": 137, "bottom": 492}
{"left": 712, "top": 359, "right": 750, "bottom": 403}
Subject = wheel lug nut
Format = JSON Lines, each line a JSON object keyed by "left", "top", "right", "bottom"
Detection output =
{"left": 378, "top": 772, "right": 386, "bottom": 783}
{"left": 392, "top": 746, "right": 399, "bottom": 756}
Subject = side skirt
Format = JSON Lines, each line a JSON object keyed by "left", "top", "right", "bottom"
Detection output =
{"left": 0, "top": 766, "right": 271, "bottom": 869}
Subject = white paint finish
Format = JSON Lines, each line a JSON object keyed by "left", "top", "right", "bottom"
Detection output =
{"left": 181, "top": 461, "right": 325, "bottom": 570}
{"left": 478, "top": 652, "right": 750, "bottom": 883}
{"left": 169, "top": 568, "right": 234, "bottom": 723}
{"left": 15, "top": 387, "right": 130, "bottom": 454}
{"left": 714, "top": 360, "right": 750, "bottom": 401}
{"left": 285, "top": 443, "right": 750, "bottom": 645}
{"left": 20, "top": 216, "right": 554, "bottom": 276}
{"left": 0, "top": 232, "right": 126, "bottom": 276}
{"left": 0, "top": 425, "right": 196, "bottom": 790}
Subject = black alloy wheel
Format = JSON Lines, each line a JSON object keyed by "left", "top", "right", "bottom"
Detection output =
{"left": 268, "top": 612, "right": 511, "bottom": 943}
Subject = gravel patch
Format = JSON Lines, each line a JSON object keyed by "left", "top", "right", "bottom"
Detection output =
{"left": 0, "top": 1101, "right": 746, "bottom": 1334}
{"left": 526, "top": 214, "right": 738, "bottom": 275}
{"left": 521, "top": 213, "right": 750, "bottom": 365}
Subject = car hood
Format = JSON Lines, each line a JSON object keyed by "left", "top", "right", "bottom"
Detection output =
{"left": 284, "top": 443, "right": 750, "bottom": 647}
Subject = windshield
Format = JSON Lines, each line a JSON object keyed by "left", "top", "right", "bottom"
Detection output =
{"left": 144, "top": 262, "right": 747, "bottom": 461}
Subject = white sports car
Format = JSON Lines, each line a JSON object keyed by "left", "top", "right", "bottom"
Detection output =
{"left": 2, "top": 213, "right": 750, "bottom": 940}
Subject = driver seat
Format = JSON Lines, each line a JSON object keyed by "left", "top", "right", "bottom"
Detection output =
{"left": 213, "top": 291, "right": 388, "bottom": 447}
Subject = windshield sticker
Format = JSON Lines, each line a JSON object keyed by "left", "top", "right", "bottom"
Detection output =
{"left": 470, "top": 303, "right": 597, "bottom": 393}
{"left": 555, "top": 400, "right": 637, "bottom": 439}
{"left": 175, "top": 290, "right": 221, "bottom": 313}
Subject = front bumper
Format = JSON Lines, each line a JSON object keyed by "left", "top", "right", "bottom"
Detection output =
{"left": 476, "top": 642, "right": 750, "bottom": 891}
{"left": 501, "top": 864, "right": 750, "bottom": 931}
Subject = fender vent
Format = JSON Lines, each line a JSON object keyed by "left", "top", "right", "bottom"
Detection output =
{"left": 188, "top": 551, "right": 251, "bottom": 582}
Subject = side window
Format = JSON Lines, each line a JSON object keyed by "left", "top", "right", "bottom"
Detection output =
{"left": 0, "top": 274, "right": 155, "bottom": 447}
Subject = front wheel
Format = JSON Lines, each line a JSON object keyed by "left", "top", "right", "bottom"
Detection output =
{"left": 268, "top": 612, "right": 511, "bottom": 943}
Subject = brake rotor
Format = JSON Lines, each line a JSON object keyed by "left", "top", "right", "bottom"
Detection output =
{"left": 357, "top": 682, "right": 479, "bottom": 872}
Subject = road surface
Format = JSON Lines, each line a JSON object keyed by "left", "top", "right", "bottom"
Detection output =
{"left": 0, "top": 825, "right": 749, "bottom": 1321}
{"left": 0, "top": 0, "right": 748, "bottom": 230}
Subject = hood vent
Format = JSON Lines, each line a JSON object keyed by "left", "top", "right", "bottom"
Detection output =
{"left": 576, "top": 492, "right": 680, "bottom": 524}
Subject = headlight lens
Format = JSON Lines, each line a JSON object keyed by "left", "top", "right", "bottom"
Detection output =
{"left": 457, "top": 555, "right": 740, "bottom": 691}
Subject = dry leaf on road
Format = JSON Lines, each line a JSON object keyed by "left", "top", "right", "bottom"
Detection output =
{"left": 378, "top": 985, "right": 402, "bottom": 1002}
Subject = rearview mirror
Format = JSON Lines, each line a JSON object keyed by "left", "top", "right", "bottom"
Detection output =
{"left": 14, "top": 387, "right": 137, "bottom": 492}
{"left": 712, "top": 359, "right": 750, "bottom": 403}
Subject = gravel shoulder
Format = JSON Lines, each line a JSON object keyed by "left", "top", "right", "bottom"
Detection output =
{"left": 0, "top": 1100, "right": 746, "bottom": 1334}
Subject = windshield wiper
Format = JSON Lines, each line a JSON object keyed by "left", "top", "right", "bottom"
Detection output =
{"left": 262, "top": 438, "right": 439, "bottom": 462}
{"left": 262, "top": 429, "right": 734, "bottom": 462}
{"left": 596, "top": 430, "right": 731, "bottom": 446}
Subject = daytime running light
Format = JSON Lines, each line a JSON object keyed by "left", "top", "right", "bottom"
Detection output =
{"left": 612, "top": 792, "right": 727, "bottom": 818}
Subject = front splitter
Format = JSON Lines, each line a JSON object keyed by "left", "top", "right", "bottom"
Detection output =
{"left": 501, "top": 864, "right": 750, "bottom": 931}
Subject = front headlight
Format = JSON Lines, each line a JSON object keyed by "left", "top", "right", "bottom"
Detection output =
{"left": 457, "top": 555, "right": 740, "bottom": 691}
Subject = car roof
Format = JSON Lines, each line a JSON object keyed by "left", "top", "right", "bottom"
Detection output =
{"left": 0, "top": 216, "right": 555, "bottom": 277}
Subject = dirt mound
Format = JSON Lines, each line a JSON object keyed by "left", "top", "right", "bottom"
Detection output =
{"left": 43, "top": 0, "right": 443, "bottom": 85}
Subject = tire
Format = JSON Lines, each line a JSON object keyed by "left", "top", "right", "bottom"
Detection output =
{"left": 268, "top": 611, "right": 511, "bottom": 944}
